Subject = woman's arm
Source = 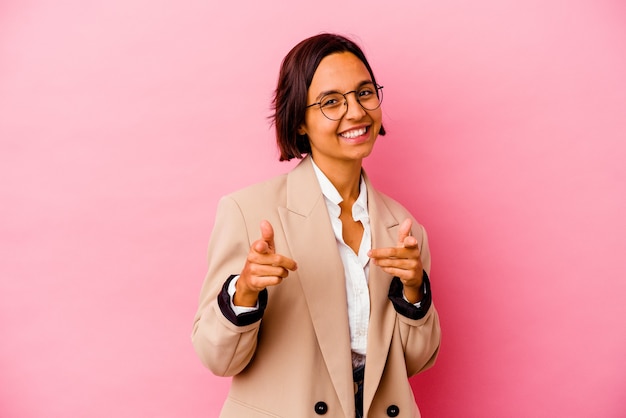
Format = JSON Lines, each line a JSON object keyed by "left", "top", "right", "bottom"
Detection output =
{"left": 191, "top": 196, "right": 262, "bottom": 376}
{"left": 394, "top": 224, "right": 441, "bottom": 376}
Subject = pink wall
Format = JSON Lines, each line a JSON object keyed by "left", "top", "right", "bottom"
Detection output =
{"left": 1, "top": 0, "right": 625, "bottom": 417}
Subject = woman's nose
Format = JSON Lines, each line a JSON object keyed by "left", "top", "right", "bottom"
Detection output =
{"left": 344, "top": 93, "right": 366, "bottom": 120}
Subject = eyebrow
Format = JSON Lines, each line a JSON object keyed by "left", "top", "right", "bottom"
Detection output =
{"left": 314, "top": 80, "right": 375, "bottom": 101}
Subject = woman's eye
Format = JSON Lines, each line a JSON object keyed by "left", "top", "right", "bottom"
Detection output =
{"left": 359, "top": 89, "right": 374, "bottom": 97}
{"left": 321, "top": 97, "right": 340, "bottom": 107}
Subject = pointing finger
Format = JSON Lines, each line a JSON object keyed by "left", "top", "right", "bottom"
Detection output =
{"left": 259, "top": 220, "right": 275, "bottom": 254}
{"left": 397, "top": 218, "right": 412, "bottom": 247}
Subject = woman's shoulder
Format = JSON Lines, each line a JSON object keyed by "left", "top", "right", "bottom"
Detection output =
{"left": 223, "top": 157, "right": 311, "bottom": 206}
{"left": 369, "top": 185, "right": 425, "bottom": 228}
{"left": 368, "top": 181, "right": 411, "bottom": 213}
{"left": 224, "top": 172, "right": 289, "bottom": 207}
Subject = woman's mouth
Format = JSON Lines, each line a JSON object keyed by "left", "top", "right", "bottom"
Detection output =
{"left": 339, "top": 126, "right": 368, "bottom": 139}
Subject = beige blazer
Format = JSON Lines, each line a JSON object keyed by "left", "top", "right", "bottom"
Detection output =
{"left": 192, "top": 156, "right": 441, "bottom": 418}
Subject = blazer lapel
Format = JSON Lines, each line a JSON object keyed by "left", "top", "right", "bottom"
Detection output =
{"left": 277, "top": 156, "right": 355, "bottom": 417}
{"left": 362, "top": 173, "right": 401, "bottom": 412}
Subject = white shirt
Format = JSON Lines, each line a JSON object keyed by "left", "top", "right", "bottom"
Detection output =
{"left": 311, "top": 160, "right": 371, "bottom": 356}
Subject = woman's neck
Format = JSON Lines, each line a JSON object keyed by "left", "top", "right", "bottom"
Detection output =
{"left": 312, "top": 156, "right": 362, "bottom": 202}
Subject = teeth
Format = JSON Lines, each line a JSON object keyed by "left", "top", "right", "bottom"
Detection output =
{"left": 340, "top": 127, "right": 367, "bottom": 139}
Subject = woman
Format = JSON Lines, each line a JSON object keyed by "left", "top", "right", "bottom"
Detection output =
{"left": 192, "top": 33, "right": 441, "bottom": 418}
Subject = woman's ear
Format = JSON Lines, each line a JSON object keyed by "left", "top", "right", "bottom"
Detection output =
{"left": 297, "top": 125, "right": 306, "bottom": 136}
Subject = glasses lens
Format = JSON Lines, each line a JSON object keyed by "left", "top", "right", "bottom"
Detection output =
{"left": 358, "top": 85, "right": 383, "bottom": 111}
{"left": 319, "top": 93, "right": 345, "bottom": 120}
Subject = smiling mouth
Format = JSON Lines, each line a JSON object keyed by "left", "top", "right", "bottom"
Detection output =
{"left": 339, "top": 126, "right": 368, "bottom": 139}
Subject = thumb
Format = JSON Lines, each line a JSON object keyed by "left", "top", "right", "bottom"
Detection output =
{"left": 259, "top": 220, "right": 275, "bottom": 254}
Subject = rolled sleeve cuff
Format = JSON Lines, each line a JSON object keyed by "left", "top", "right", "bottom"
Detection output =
{"left": 217, "top": 274, "right": 267, "bottom": 326}
{"left": 388, "top": 270, "right": 432, "bottom": 320}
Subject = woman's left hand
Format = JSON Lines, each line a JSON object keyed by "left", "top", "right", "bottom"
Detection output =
{"left": 368, "top": 218, "right": 424, "bottom": 303}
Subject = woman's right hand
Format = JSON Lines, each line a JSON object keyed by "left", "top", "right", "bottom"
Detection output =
{"left": 234, "top": 220, "right": 298, "bottom": 307}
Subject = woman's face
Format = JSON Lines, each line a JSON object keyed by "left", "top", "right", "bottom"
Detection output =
{"left": 298, "top": 52, "right": 382, "bottom": 170}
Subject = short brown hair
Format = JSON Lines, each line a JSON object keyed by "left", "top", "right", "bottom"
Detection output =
{"left": 271, "top": 33, "right": 386, "bottom": 161}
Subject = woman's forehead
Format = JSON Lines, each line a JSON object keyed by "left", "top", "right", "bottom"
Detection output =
{"left": 309, "top": 52, "right": 372, "bottom": 93}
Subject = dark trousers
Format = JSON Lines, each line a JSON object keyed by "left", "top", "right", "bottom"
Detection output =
{"left": 353, "top": 364, "right": 365, "bottom": 418}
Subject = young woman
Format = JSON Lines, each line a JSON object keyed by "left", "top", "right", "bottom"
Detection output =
{"left": 192, "top": 33, "right": 441, "bottom": 418}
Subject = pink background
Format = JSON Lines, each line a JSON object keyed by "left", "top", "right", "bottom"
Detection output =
{"left": 1, "top": 0, "right": 625, "bottom": 417}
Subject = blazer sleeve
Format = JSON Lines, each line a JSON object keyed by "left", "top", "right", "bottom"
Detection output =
{"left": 395, "top": 223, "right": 441, "bottom": 377}
{"left": 191, "top": 195, "right": 263, "bottom": 377}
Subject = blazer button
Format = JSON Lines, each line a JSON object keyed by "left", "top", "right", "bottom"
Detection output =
{"left": 387, "top": 404, "right": 400, "bottom": 417}
{"left": 314, "top": 401, "right": 328, "bottom": 415}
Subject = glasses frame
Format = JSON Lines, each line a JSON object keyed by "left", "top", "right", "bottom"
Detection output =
{"left": 305, "top": 84, "right": 384, "bottom": 121}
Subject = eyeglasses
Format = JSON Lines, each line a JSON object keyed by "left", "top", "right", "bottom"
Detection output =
{"left": 305, "top": 84, "right": 384, "bottom": 121}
